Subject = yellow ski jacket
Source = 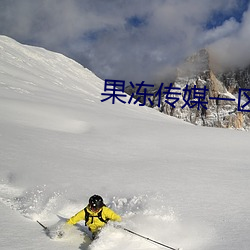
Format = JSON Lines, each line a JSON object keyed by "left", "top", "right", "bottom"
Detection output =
{"left": 67, "top": 206, "right": 121, "bottom": 233}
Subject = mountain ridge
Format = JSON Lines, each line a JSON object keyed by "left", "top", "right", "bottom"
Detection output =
{"left": 126, "top": 48, "right": 250, "bottom": 130}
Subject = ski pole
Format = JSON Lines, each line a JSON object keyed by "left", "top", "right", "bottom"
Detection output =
{"left": 37, "top": 220, "right": 48, "bottom": 231}
{"left": 122, "top": 227, "right": 180, "bottom": 250}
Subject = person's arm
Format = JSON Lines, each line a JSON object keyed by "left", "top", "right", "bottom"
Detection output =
{"left": 67, "top": 209, "right": 85, "bottom": 225}
{"left": 103, "top": 207, "right": 121, "bottom": 222}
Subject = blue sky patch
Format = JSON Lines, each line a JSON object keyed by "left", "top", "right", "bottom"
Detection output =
{"left": 126, "top": 15, "right": 147, "bottom": 28}
{"left": 206, "top": 0, "right": 249, "bottom": 29}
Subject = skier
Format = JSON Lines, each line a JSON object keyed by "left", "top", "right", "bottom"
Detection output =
{"left": 66, "top": 194, "right": 121, "bottom": 239}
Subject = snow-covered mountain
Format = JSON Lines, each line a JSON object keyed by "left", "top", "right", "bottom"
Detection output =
{"left": 126, "top": 49, "right": 250, "bottom": 130}
{"left": 0, "top": 36, "right": 250, "bottom": 250}
{"left": 172, "top": 49, "right": 248, "bottom": 129}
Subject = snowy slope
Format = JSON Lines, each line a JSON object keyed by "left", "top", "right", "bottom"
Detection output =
{"left": 0, "top": 36, "right": 250, "bottom": 250}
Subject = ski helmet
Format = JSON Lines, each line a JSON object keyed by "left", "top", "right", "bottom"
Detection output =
{"left": 89, "top": 195, "right": 104, "bottom": 210}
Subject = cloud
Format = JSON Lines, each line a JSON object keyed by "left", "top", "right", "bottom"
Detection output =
{"left": 200, "top": 18, "right": 240, "bottom": 45}
{"left": 0, "top": 0, "right": 249, "bottom": 83}
{"left": 209, "top": 3, "right": 250, "bottom": 69}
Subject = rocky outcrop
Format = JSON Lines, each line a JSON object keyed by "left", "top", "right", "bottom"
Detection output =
{"left": 125, "top": 48, "right": 250, "bottom": 130}
{"left": 171, "top": 49, "right": 250, "bottom": 129}
{"left": 217, "top": 65, "right": 250, "bottom": 93}
{"left": 168, "top": 49, "right": 250, "bottom": 129}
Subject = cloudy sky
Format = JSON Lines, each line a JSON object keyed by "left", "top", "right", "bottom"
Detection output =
{"left": 0, "top": 0, "right": 249, "bottom": 83}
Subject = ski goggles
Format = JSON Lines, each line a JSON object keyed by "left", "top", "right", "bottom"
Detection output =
{"left": 89, "top": 204, "right": 101, "bottom": 212}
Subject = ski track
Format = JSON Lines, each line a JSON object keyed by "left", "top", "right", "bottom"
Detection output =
{"left": 0, "top": 180, "right": 211, "bottom": 250}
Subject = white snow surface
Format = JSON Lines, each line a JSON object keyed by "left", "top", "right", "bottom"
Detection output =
{"left": 0, "top": 35, "right": 249, "bottom": 250}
